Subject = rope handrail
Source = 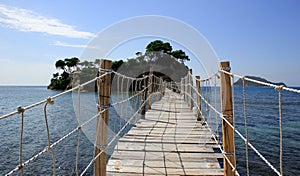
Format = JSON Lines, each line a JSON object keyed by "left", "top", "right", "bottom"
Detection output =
{"left": 188, "top": 70, "right": 219, "bottom": 83}
{"left": 0, "top": 72, "right": 110, "bottom": 121}
{"left": 4, "top": 70, "right": 152, "bottom": 175}
{"left": 184, "top": 75, "right": 283, "bottom": 176}
{"left": 220, "top": 70, "right": 300, "bottom": 94}
{"left": 3, "top": 61, "right": 295, "bottom": 176}
{"left": 80, "top": 94, "right": 154, "bottom": 175}
{"left": 111, "top": 84, "right": 151, "bottom": 107}
{"left": 111, "top": 70, "right": 150, "bottom": 81}
{"left": 5, "top": 108, "right": 108, "bottom": 176}
{"left": 183, "top": 90, "right": 238, "bottom": 174}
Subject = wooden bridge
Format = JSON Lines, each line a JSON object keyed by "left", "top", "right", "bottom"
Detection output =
{"left": 107, "top": 89, "right": 223, "bottom": 175}
{"left": 5, "top": 59, "right": 293, "bottom": 175}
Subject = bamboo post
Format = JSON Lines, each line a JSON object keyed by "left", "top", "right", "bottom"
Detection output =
{"left": 94, "top": 59, "right": 112, "bottom": 176}
{"left": 195, "top": 76, "right": 201, "bottom": 121}
{"left": 141, "top": 75, "right": 147, "bottom": 117}
{"left": 189, "top": 69, "right": 193, "bottom": 110}
{"left": 219, "top": 61, "right": 235, "bottom": 176}
{"left": 148, "top": 65, "right": 153, "bottom": 110}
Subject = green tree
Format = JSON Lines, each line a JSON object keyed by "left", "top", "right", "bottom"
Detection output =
{"left": 171, "top": 50, "right": 190, "bottom": 63}
{"left": 146, "top": 40, "right": 173, "bottom": 54}
{"left": 55, "top": 59, "right": 66, "bottom": 71}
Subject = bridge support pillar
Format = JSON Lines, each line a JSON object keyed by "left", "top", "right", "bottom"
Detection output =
{"left": 219, "top": 61, "right": 236, "bottom": 176}
{"left": 195, "top": 76, "right": 202, "bottom": 121}
{"left": 148, "top": 65, "right": 153, "bottom": 110}
{"left": 94, "top": 59, "right": 112, "bottom": 176}
{"left": 189, "top": 69, "right": 193, "bottom": 110}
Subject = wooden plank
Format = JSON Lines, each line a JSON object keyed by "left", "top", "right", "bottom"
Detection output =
{"left": 107, "top": 89, "right": 223, "bottom": 175}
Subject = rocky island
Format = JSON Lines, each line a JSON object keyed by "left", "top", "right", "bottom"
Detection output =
{"left": 234, "top": 76, "right": 286, "bottom": 87}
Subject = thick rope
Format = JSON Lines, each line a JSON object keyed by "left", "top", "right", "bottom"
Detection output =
{"left": 189, "top": 80, "right": 282, "bottom": 175}
{"left": 0, "top": 72, "right": 110, "bottom": 121}
{"left": 242, "top": 78, "right": 250, "bottom": 176}
{"left": 18, "top": 106, "right": 25, "bottom": 176}
{"left": 80, "top": 94, "right": 153, "bottom": 175}
{"left": 75, "top": 86, "right": 82, "bottom": 176}
{"left": 220, "top": 70, "right": 300, "bottom": 94}
{"left": 231, "top": 75, "right": 237, "bottom": 172}
{"left": 275, "top": 85, "right": 284, "bottom": 175}
{"left": 184, "top": 86, "right": 238, "bottom": 174}
{"left": 44, "top": 97, "right": 56, "bottom": 175}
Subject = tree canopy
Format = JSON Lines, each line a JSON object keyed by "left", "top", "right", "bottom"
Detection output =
{"left": 145, "top": 40, "right": 189, "bottom": 63}
{"left": 48, "top": 40, "right": 190, "bottom": 90}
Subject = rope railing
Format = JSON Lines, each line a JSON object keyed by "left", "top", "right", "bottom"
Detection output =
{"left": 180, "top": 66, "right": 300, "bottom": 176}
{"left": 3, "top": 64, "right": 157, "bottom": 176}
{"left": 0, "top": 73, "right": 110, "bottom": 121}
{"left": 2, "top": 59, "right": 299, "bottom": 176}
{"left": 182, "top": 79, "right": 238, "bottom": 172}
{"left": 220, "top": 70, "right": 300, "bottom": 94}
{"left": 4, "top": 70, "right": 109, "bottom": 176}
{"left": 80, "top": 94, "right": 155, "bottom": 175}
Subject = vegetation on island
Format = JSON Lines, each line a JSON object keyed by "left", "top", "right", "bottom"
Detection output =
{"left": 48, "top": 40, "right": 190, "bottom": 90}
{"left": 234, "top": 76, "right": 286, "bottom": 87}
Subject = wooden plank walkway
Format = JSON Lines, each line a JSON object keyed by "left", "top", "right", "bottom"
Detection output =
{"left": 107, "top": 89, "right": 223, "bottom": 175}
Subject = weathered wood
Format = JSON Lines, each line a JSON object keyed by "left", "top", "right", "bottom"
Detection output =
{"left": 195, "top": 75, "right": 202, "bottom": 121}
{"left": 148, "top": 65, "right": 153, "bottom": 110}
{"left": 141, "top": 75, "right": 147, "bottom": 116}
{"left": 219, "top": 61, "right": 236, "bottom": 176}
{"left": 189, "top": 69, "right": 193, "bottom": 110}
{"left": 107, "top": 89, "right": 223, "bottom": 175}
{"left": 94, "top": 59, "right": 112, "bottom": 176}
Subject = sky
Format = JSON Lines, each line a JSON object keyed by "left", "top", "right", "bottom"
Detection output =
{"left": 0, "top": 0, "right": 299, "bottom": 86}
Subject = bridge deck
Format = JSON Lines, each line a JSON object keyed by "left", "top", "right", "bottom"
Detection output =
{"left": 107, "top": 89, "right": 223, "bottom": 175}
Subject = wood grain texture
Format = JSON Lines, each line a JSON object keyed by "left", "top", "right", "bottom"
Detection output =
{"left": 107, "top": 89, "right": 223, "bottom": 175}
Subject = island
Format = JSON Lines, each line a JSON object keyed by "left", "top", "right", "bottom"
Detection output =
{"left": 234, "top": 76, "right": 286, "bottom": 87}
{"left": 48, "top": 40, "right": 190, "bottom": 90}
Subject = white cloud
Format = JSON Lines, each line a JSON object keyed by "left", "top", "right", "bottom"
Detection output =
{"left": 52, "top": 41, "right": 97, "bottom": 49}
{"left": 0, "top": 4, "right": 95, "bottom": 39}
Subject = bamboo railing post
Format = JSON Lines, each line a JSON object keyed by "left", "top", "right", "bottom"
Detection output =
{"left": 195, "top": 76, "right": 202, "bottom": 121}
{"left": 219, "top": 61, "right": 235, "bottom": 176}
{"left": 189, "top": 69, "right": 193, "bottom": 110}
{"left": 148, "top": 65, "right": 153, "bottom": 110}
{"left": 141, "top": 75, "right": 147, "bottom": 117}
{"left": 94, "top": 59, "right": 112, "bottom": 176}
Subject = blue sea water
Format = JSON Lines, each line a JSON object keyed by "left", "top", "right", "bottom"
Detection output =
{"left": 0, "top": 86, "right": 299, "bottom": 175}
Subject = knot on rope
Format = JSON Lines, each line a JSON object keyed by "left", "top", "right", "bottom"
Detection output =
{"left": 99, "top": 68, "right": 112, "bottom": 73}
{"left": 223, "top": 114, "right": 232, "bottom": 119}
{"left": 97, "top": 77, "right": 103, "bottom": 82}
{"left": 46, "top": 97, "right": 54, "bottom": 105}
{"left": 221, "top": 66, "right": 231, "bottom": 71}
{"left": 97, "top": 104, "right": 112, "bottom": 109}
{"left": 17, "top": 106, "right": 25, "bottom": 114}
{"left": 18, "top": 164, "right": 23, "bottom": 170}
{"left": 95, "top": 144, "right": 108, "bottom": 150}
{"left": 275, "top": 85, "right": 284, "bottom": 91}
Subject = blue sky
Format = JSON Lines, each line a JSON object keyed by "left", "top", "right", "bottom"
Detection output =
{"left": 0, "top": 0, "right": 299, "bottom": 86}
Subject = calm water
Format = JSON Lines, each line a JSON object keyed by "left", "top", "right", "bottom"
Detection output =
{"left": 0, "top": 86, "right": 299, "bottom": 175}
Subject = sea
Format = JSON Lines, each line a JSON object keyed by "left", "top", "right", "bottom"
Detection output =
{"left": 0, "top": 86, "right": 299, "bottom": 175}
